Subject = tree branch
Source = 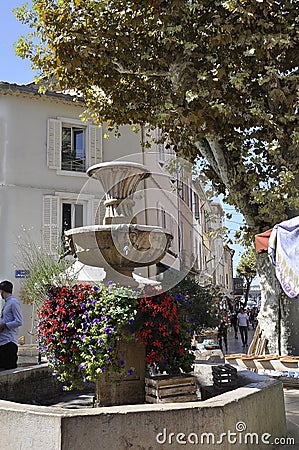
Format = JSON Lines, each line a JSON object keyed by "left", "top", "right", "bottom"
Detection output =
{"left": 195, "top": 138, "right": 230, "bottom": 187}
{"left": 112, "top": 59, "right": 168, "bottom": 77}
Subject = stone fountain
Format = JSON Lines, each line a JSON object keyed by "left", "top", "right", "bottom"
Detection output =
{"left": 64, "top": 161, "right": 173, "bottom": 405}
{"left": 0, "top": 160, "right": 288, "bottom": 448}
{"left": 65, "top": 161, "right": 173, "bottom": 287}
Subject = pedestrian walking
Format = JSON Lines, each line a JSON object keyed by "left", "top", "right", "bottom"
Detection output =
{"left": 237, "top": 307, "right": 249, "bottom": 348}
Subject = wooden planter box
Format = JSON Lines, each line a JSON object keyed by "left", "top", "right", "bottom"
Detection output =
{"left": 145, "top": 374, "right": 198, "bottom": 403}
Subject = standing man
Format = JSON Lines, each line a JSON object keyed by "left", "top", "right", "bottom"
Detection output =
{"left": 0, "top": 281, "right": 23, "bottom": 370}
{"left": 237, "top": 307, "right": 249, "bottom": 348}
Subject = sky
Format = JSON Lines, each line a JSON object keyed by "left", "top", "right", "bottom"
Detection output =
{"left": 0, "top": 2, "right": 247, "bottom": 276}
{"left": 0, "top": 2, "right": 35, "bottom": 84}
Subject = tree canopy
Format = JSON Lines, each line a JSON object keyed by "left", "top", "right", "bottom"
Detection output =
{"left": 15, "top": 0, "right": 299, "bottom": 235}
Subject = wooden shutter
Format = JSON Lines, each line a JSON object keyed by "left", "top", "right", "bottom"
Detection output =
{"left": 47, "top": 119, "right": 61, "bottom": 169}
{"left": 88, "top": 125, "right": 102, "bottom": 167}
{"left": 43, "top": 195, "right": 60, "bottom": 253}
{"left": 92, "top": 199, "right": 106, "bottom": 225}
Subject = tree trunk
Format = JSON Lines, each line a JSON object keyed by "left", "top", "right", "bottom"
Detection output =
{"left": 243, "top": 281, "right": 251, "bottom": 307}
{"left": 256, "top": 253, "right": 299, "bottom": 355}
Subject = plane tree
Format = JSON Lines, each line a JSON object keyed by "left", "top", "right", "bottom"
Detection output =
{"left": 15, "top": 0, "right": 299, "bottom": 353}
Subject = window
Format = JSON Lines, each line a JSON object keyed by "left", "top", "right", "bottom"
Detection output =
{"left": 47, "top": 118, "right": 102, "bottom": 173}
{"left": 43, "top": 194, "right": 103, "bottom": 254}
{"left": 155, "top": 129, "right": 175, "bottom": 164}
{"left": 193, "top": 194, "right": 200, "bottom": 220}
{"left": 161, "top": 206, "right": 167, "bottom": 229}
{"left": 62, "top": 203, "right": 84, "bottom": 232}
{"left": 61, "top": 126, "right": 85, "bottom": 172}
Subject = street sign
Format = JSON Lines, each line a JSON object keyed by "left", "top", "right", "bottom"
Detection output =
{"left": 15, "top": 270, "right": 30, "bottom": 279}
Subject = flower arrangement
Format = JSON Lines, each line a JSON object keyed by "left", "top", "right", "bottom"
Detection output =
{"left": 136, "top": 287, "right": 195, "bottom": 375}
{"left": 38, "top": 283, "right": 140, "bottom": 389}
{"left": 37, "top": 283, "right": 195, "bottom": 389}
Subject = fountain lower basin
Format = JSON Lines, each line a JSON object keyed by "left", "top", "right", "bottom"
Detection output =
{"left": 0, "top": 365, "right": 287, "bottom": 450}
{"left": 65, "top": 224, "right": 173, "bottom": 270}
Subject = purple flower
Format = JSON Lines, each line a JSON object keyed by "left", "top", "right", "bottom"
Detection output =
{"left": 127, "top": 369, "right": 134, "bottom": 375}
{"left": 120, "top": 359, "right": 125, "bottom": 366}
{"left": 78, "top": 363, "right": 88, "bottom": 370}
{"left": 175, "top": 293, "right": 183, "bottom": 302}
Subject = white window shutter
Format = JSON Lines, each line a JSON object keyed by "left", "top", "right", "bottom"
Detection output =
{"left": 92, "top": 199, "right": 105, "bottom": 225}
{"left": 88, "top": 125, "right": 102, "bottom": 167}
{"left": 47, "top": 119, "right": 61, "bottom": 169}
{"left": 43, "top": 195, "right": 60, "bottom": 254}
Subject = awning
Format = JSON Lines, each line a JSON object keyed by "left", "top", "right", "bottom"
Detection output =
{"left": 254, "top": 228, "right": 273, "bottom": 253}
{"left": 63, "top": 261, "right": 160, "bottom": 286}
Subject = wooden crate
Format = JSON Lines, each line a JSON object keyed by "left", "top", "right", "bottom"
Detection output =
{"left": 145, "top": 374, "right": 199, "bottom": 403}
{"left": 212, "top": 364, "right": 238, "bottom": 389}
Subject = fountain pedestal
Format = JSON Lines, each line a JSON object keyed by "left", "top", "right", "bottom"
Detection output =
{"left": 95, "top": 341, "right": 146, "bottom": 406}
{"left": 65, "top": 162, "right": 173, "bottom": 405}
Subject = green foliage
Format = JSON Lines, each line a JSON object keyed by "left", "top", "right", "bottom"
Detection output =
{"left": 17, "top": 239, "right": 75, "bottom": 308}
{"left": 237, "top": 246, "right": 257, "bottom": 282}
{"left": 168, "top": 276, "right": 219, "bottom": 333}
{"left": 15, "top": 0, "right": 299, "bottom": 235}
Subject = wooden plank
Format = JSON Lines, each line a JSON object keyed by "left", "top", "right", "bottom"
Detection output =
{"left": 145, "top": 376, "right": 196, "bottom": 388}
{"left": 145, "top": 385, "right": 197, "bottom": 397}
{"left": 247, "top": 324, "right": 260, "bottom": 355}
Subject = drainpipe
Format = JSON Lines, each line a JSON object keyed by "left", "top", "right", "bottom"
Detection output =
{"left": 141, "top": 126, "right": 150, "bottom": 279}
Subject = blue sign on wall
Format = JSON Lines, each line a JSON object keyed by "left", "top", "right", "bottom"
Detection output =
{"left": 15, "top": 270, "right": 30, "bottom": 279}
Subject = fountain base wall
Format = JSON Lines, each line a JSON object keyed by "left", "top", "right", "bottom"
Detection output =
{"left": 0, "top": 369, "right": 286, "bottom": 450}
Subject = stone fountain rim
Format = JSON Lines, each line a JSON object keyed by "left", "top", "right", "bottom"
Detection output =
{"left": 87, "top": 161, "right": 151, "bottom": 178}
{"left": 0, "top": 366, "right": 283, "bottom": 414}
{"left": 65, "top": 224, "right": 173, "bottom": 237}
